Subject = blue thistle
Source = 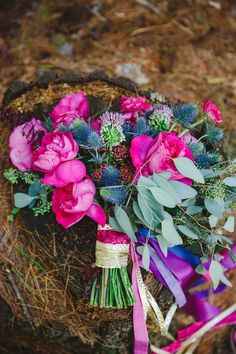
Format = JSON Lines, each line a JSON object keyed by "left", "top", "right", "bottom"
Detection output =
{"left": 172, "top": 103, "right": 198, "bottom": 128}
{"left": 58, "top": 124, "right": 71, "bottom": 132}
{"left": 87, "top": 131, "right": 102, "bottom": 149}
{"left": 135, "top": 117, "right": 150, "bottom": 135}
{"left": 196, "top": 150, "right": 220, "bottom": 168}
{"left": 122, "top": 121, "right": 134, "bottom": 142}
{"left": 189, "top": 142, "right": 205, "bottom": 158}
{"left": 72, "top": 120, "right": 91, "bottom": 145}
{"left": 206, "top": 125, "right": 224, "bottom": 142}
{"left": 100, "top": 186, "right": 127, "bottom": 204}
{"left": 101, "top": 165, "right": 120, "bottom": 186}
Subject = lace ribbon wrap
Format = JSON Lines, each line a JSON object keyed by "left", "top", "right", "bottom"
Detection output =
{"left": 95, "top": 225, "right": 130, "bottom": 268}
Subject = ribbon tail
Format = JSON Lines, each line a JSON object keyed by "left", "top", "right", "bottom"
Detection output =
{"left": 131, "top": 244, "right": 149, "bottom": 354}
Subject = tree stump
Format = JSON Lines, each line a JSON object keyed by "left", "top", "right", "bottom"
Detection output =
{"left": 0, "top": 70, "right": 173, "bottom": 353}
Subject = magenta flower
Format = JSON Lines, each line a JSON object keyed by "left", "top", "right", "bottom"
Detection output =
{"left": 202, "top": 100, "right": 223, "bottom": 125}
{"left": 119, "top": 96, "right": 153, "bottom": 120}
{"left": 130, "top": 132, "right": 194, "bottom": 185}
{"left": 32, "top": 131, "right": 79, "bottom": 184}
{"left": 50, "top": 92, "right": 90, "bottom": 129}
{"left": 52, "top": 178, "right": 106, "bottom": 229}
{"left": 9, "top": 118, "right": 46, "bottom": 171}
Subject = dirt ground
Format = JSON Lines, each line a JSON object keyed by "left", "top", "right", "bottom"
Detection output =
{"left": 0, "top": 0, "right": 236, "bottom": 353}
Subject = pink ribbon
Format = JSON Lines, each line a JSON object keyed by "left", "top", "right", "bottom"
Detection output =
{"left": 160, "top": 312, "right": 236, "bottom": 353}
{"left": 130, "top": 244, "right": 149, "bottom": 354}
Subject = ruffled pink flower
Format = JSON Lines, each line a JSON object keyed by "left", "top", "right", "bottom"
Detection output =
{"left": 182, "top": 132, "right": 198, "bottom": 145}
{"left": 9, "top": 118, "right": 46, "bottom": 171}
{"left": 52, "top": 178, "right": 106, "bottom": 229}
{"left": 50, "top": 92, "right": 90, "bottom": 128}
{"left": 32, "top": 131, "right": 78, "bottom": 182}
{"left": 119, "top": 96, "right": 153, "bottom": 120}
{"left": 202, "top": 100, "right": 223, "bottom": 125}
{"left": 130, "top": 132, "right": 194, "bottom": 185}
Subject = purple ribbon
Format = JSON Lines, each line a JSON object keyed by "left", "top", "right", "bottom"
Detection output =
{"left": 136, "top": 231, "right": 236, "bottom": 322}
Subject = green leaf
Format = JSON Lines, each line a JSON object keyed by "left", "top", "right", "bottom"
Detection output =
{"left": 169, "top": 180, "right": 197, "bottom": 199}
{"left": 173, "top": 157, "right": 205, "bottom": 183}
{"left": 209, "top": 260, "right": 223, "bottom": 289}
{"left": 195, "top": 264, "right": 206, "bottom": 275}
{"left": 142, "top": 244, "right": 150, "bottom": 270}
{"left": 181, "top": 197, "right": 196, "bottom": 207}
{"left": 138, "top": 194, "right": 154, "bottom": 226}
{"left": 161, "top": 219, "right": 183, "bottom": 245}
{"left": 133, "top": 201, "right": 146, "bottom": 225}
{"left": 186, "top": 205, "right": 203, "bottom": 215}
{"left": 204, "top": 198, "right": 225, "bottom": 218}
{"left": 158, "top": 235, "right": 168, "bottom": 257}
{"left": 149, "top": 187, "right": 176, "bottom": 208}
{"left": 138, "top": 175, "right": 156, "bottom": 189}
{"left": 109, "top": 216, "right": 124, "bottom": 233}
{"left": 223, "top": 216, "right": 235, "bottom": 232}
{"left": 209, "top": 215, "right": 219, "bottom": 228}
{"left": 114, "top": 206, "right": 137, "bottom": 242}
{"left": 205, "top": 169, "right": 228, "bottom": 178}
{"left": 223, "top": 176, "right": 236, "bottom": 187}
{"left": 152, "top": 174, "right": 182, "bottom": 204}
{"left": 14, "top": 193, "right": 34, "bottom": 208}
{"left": 177, "top": 225, "right": 198, "bottom": 239}
{"left": 137, "top": 245, "right": 145, "bottom": 255}
{"left": 228, "top": 250, "right": 236, "bottom": 264}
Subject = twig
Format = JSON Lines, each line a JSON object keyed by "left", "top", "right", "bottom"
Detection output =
{"left": 6, "top": 269, "right": 32, "bottom": 323}
{"left": 134, "top": 0, "right": 160, "bottom": 14}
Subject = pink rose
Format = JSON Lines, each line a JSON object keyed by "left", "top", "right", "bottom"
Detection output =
{"left": 202, "top": 100, "right": 223, "bottom": 125}
{"left": 52, "top": 178, "right": 106, "bottom": 229}
{"left": 119, "top": 96, "right": 153, "bottom": 120}
{"left": 9, "top": 118, "right": 46, "bottom": 171}
{"left": 130, "top": 132, "right": 194, "bottom": 185}
{"left": 32, "top": 131, "right": 78, "bottom": 183}
{"left": 50, "top": 92, "right": 90, "bottom": 128}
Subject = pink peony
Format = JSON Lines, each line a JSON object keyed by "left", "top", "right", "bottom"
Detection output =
{"left": 202, "top": 100, "right": 223, "bottom": 125}
{"left": 50, "top": 92, "right": 90, "bottom": 128}
{"left": 32, "top": 131, "right": 78, "bottom": 182}
{"left": 9, "top": 118, "right": 46, "bottom": 171}
{"left": 52, "top": 178, "right": 106, "bottom": 229}
{"left": 130, "top": 132, "right": 195, "bottom": 185}
{"left": 119, "top": 96, "right": 153, "bottom": 120}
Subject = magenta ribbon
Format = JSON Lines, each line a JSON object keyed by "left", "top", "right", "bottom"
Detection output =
{"left": 161, "top": 312, "right": 236, "bottom": 353}
{"left": 130, "top": 244, "right": 149, "bottom": 354}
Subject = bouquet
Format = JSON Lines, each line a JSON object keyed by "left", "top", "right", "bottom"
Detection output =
{"left": 4, "top": 90, "right": 236, "bottom": 353}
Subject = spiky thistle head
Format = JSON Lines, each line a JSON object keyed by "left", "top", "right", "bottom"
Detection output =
{"left": 149, "top": 104, "right": 173, "bottom": 131}
{"left": 196, "top": 150, "right": 220, "bottom": 168}
{"left": 101, "top": 165, "right": 120, "bottom": 186}
{"left": 100, "top": 112, "right": 125, "bottom": 147}
{"left": 206, "top": 124, "right": 224, "bottom": 142}
{"left": 172, "top": 103, "right": 198, "bottom": 128}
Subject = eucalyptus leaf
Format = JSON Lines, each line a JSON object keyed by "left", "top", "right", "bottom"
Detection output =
{"left": 173, "top": 157, "right": 205, "bottom": 184}
{"left": 178, "top": 225, "right": 198, "bottom": 239}
{"left": 109, "top": 216, "right": 124, "bottom": 233}
{"left": 149, "top": 187, "right": 176, "bottom": 208}
{"left": 221, "top": 274, "right": 232, "bottom": 287}
{"left": 204, "top": 198, "right": 225, "bottom": 218}
{"left": 158, "top": 235, "right": 168, "bottom": 257}
{"left": 209, "top": 215, "right": 219, "bottom": 228}
{"left": 142, "top": 244, "right": 150, "bottom": 270}
{"left": 114, "top": 205, "right": 137, "bottom": 242}
{"left": 223, "top": 216, "right": 235, "bottom": 232}
{"left": 152, "top": 174, "right": 182, "bottom": 204}
{"left": 133, "top": 201, "right": 147, "bottom": 225}
{"left": 186, "top": 205, "right": 203, "bottom": 215}
{"left": 181, "top": 197, "right": 196, "bottom": 207}
{"left": 138, "top": 194, "right": 154, "bottom": 226}
{"left": 137, "top": 246, "right": 145, "bottom": 255}
{"left": 223, "top": 176, "right": 236, "bottom": 187}
{"left": 195, "top": 264, "right": 206, "bottom": 275}
{"left": 14, "top": 193, "right": 34, "bottom": 208}
{"left": 205, "top": 169, "right": 228, "bottom": 178}
{"left": 137, "top": 175, "right": 156, "bottom": 189}
{"left": 169, "top": 180, "right": 197, "bottom": 199}
{"left": 161, "top": 219, "right": 183, "bottom": 245}
{"left": 209, "top": 260, "right": 223, "bottom": 289}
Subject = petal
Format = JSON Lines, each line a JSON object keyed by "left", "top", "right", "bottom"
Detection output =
{"left": 55, "top": 210, "right": 85, "bottom": 229}
{"left": 130, "top": 136, "right": 153, "bottom": 168}
{"left": 86, "top": 203, "right": 107, "bottom": 226}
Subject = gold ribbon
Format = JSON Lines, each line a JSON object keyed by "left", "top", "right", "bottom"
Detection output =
{"left": 95, "top": 240, "right": 130, "bottom": 268}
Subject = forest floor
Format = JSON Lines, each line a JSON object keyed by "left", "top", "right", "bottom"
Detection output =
{"left": 0, "top": 0, "right": 236, "bottom": 353}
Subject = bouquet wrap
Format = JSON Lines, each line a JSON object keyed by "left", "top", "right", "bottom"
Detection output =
{"left": 90, "top": 224, "right": 136, "bottom": 308}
